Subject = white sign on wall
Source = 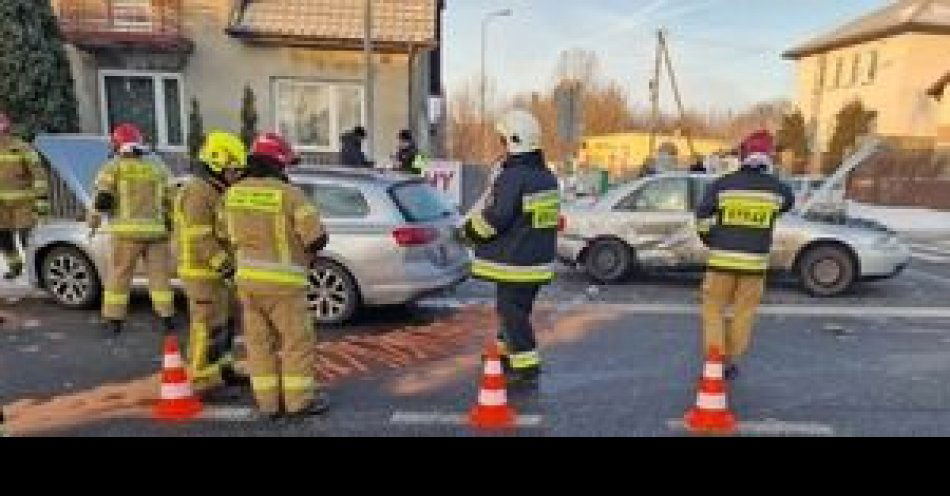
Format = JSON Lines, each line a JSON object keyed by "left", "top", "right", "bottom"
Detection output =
{"left": 423, "top": 160, "right": 462, "bottom": 210}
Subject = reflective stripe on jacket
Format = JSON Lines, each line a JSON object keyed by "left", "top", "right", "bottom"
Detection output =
{"left": 94, "top": 157, "right": 172, "bottom": 240}
{"left": 0, "top": 138, "right": 47, "bottom": 206}
{"left": 463, "top": 150, "right": 560, "bottom": 285}
{"left": 217, "top": 177, "right": 325, "bottom": 291}
{"left": 174, "top": 177, "right": 231, "bottom": 281}
{"left": 695, "top": 168, "right": 795, "bottom": 274}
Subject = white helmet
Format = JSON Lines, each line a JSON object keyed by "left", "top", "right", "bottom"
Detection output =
{"left": 496, "top": 109, "right": 542, "bottom": 155}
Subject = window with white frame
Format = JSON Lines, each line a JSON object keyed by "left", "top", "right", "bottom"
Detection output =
{"left": 274, "top": 79, "right": 365, "bottom": 152}
{"left": 99, "top": 71, "right": 185, "bottom": 151}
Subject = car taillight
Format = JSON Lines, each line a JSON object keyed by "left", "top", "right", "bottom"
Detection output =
{"left": 392, "top": 226, "right": 438, "bottom": 247}
{"left": 558, "top": 215, "right": 566, "bottom": 233}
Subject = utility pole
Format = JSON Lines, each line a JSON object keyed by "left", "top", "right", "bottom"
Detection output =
{"left": 364, "top": 0, "right": 375, "bottom": 160}
{"left": 659, "top": 30, "right": 697, "bottom": 161}
{"left": 648, "top": 29, "right": 663, "bottom": 162}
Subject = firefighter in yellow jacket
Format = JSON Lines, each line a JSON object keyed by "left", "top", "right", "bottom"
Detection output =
{"left": 0, "top": 112, "right": 49, "bottom": 280}
{"left": 175, "top": 131, "right": 250, "bottom": 394}
{"left": 215, "top": 132, "right": 329, "bottom": 419}
{"left": 91, "top": 123, "right": 176, "bottom": 337}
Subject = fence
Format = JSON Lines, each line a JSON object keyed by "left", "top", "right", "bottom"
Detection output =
{"left": 847, "top": 148, "right": 950, "bottom": 209}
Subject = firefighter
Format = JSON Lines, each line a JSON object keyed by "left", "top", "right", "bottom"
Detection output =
{"left": 90, "top": 123, "right": 176, "bottom": 337}
{"left": 695, "top": 130, "right": 795, "bottom": 380}
{"left": 0, "top": 111, "right": 49, "bottom": 280}
{"left": 458, "top": 109, "right": 561, "bottom": 389}
{"left": 215, "top": 132, "right": 329, "bottom": 419}
{"left": 175, "top": 131, "right": 250, "bottom": 395}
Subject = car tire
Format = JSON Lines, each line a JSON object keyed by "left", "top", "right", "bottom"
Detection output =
{"left": 584, "top": 238, "right": 634, "bottom": 284}
{"left": 798, "top": 244, "right": 857, "bottom": 297}
{"left": 41, "top": 246, "right": 101, "bottom": 310}
{"left": 308, "top": 259, "right": 360, "bottom": 326}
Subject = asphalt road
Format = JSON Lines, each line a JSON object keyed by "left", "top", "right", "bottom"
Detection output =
{"left": 5, "top": 233, "right": 950, "bottom": 437}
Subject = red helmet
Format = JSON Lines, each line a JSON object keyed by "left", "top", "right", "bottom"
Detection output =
{"left": 111, "top": 123, "right": 145, "bottom": 153}
{"left": 251, "top": 132, "right": 299, "bottom": 168}
{"left": 739, "top": 130, "right": 775, "bottom": 161}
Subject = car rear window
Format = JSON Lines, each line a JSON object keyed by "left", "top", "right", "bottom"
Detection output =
{"left": 390, "top": 181, "right": 453, "bottom": 223}
{"left": 300, "top": 183, "right": 370, "bottom": 219}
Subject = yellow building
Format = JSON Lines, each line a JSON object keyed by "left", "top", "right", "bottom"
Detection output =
{"left": 577, "top": 132, "right": 728, "bottom": 177}
{"left": 784, "top": 0, "right": 950, "bottom": 171}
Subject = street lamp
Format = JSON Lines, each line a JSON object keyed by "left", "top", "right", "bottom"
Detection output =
{"left": 480, "top": 8, "right": 512, "bottom": 162}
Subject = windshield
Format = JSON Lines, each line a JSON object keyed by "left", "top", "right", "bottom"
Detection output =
{"left": 390, "top": 181, "right": 454, "bottom": 223}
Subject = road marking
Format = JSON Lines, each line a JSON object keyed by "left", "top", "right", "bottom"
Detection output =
{"left": 390, "top": 412, "right": 544, "bottom": 428}
{"left": 666, "top": 419, "right": 834, "bottom": 437}
{"left": 574, "top": 303, "right": 950, "bottom": 319}
{"left": 200, "top": 406, "right": 259, "bottom": 422}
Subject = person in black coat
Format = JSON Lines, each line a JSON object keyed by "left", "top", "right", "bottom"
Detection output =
{"left": 340, "top": 126, "right": 373, "bottom": 168}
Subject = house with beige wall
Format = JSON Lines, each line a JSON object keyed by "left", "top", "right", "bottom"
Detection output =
{"left": 52, "top": 0, "right": 445, "bottom": 169}
{"left": 784, "top": 0, "right": 950, "bottom": 172}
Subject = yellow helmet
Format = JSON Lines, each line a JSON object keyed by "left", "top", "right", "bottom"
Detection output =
{"left": 199, "top": 131, "right": 247, "bottom": 173}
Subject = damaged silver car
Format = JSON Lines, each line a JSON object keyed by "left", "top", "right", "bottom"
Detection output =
{"left": 558, "top": 140, "right": 911, "bottom": 297}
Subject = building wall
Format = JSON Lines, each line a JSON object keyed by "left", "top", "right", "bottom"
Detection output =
{"left": 64, "top": 0, "right": 424, "bottom": 165}
{"left": 578, "top": 133, "right": 729, "bottom": 177}
{"left": 793, "top": 33, "right": 950, "bottom": 155}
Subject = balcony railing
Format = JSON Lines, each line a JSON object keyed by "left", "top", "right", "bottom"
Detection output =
{"left": 55, "top": 0, "right": 188, "bottom": 50}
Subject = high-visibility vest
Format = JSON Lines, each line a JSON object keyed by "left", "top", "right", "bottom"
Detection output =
{"left": 94, "top": 158, "right": 172, "bottom": 240}
{"left": 411, "top": 153, "right": 429, "bottom": 174}
{"left": 0, "top": 138, "right": 47, "bottom": 205}
{"left": 174, "top": 177, "right": 230, "bottom": 281}
{"left": 218, "top": 177, "right": 325, "bottom": 291}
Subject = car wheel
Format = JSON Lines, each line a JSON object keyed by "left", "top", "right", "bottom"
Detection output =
{"left": 41, "top": 246, "right": 101, "bottom": 310}
{"left": 584, "top": 239, "right": 634, "bottom": 284}
{"left": 798, "top": 244, "right": 857, "bottom": 297}
{"left": 308, "top": 259, "right": 360, "bottom": 325}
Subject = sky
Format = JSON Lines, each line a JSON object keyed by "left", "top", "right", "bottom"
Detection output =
{"left": 443, "top": 0, "right": 891, "bottom": 112}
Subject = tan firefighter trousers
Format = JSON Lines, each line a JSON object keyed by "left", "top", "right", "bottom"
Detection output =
{"left": 184, "top": 279, "right": 234, "bottom": 392}
{"left": 238, "top": 288, "right": 317, "bottom": 415}
{"left": 700, "top": 270, "right": 766, "bottom": 360}
{"left": 102, "top": 238, "right": 175, "bottom": 321}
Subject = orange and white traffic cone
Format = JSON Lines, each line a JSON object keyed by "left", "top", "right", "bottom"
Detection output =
{"left": 469, "top": 341, "right": 517, "bottom": 429}
{"left": 153, "top": 335, "right": 203, "bottom": 422}
{"left": 684, "top": 346, "right": 737, "bottom": 435}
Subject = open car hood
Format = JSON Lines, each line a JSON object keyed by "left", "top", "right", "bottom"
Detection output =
{"left": 33, "top": 134, "right": 170, "bottom": 209}
{"left": 796, "top": 137, "right": 883, "bottom": 217}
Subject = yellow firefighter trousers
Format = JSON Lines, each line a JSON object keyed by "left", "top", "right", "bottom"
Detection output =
{"left": 102, "top": 238, "right": 175, "bottom": 321}
{"left": 238, "top": 288, "right": 317, "bottom": 415}
{"left": 184, "top": 279, "right": 234, "bottom": 392}
{"left": 700, "top": 270, "right": 766, "bottom": 360}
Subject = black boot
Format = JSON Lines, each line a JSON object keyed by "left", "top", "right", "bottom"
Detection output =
{"left": 103, "top": 319, "right": 122, "bottom": 338}
{"left": 286, "top": 393, "right": 331, "bottom": 419}
{"left": 161, "top": 317, "right": 176, "bottom": 335}
{"left": 221, "top": 365, "right": 252, "bottom": 389}
{"left": 507, "top": 366, "right": 541, "bottom": 391}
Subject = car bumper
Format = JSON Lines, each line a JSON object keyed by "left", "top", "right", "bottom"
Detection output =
{"left": 360, "top": 261, "right": 471, "bottom": 306}
{"left": 858, "top": 243, "right": 912, "bottom": 278}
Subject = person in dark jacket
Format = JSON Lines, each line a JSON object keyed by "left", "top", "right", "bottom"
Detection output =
{"left": 458, "top": 109, "right": 560, "bottom": 389}
{"left": 695, "top": 130, "right": 794, "bottom": 381}
{"left": 395, "top": 129, "right": 420, "bottom": 174}
{"left": 340, "top": 126, "right": 373, "bottom": 168}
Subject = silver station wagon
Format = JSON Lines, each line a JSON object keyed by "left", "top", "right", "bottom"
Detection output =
{"left": 25, "top": 136, "right": 470, "bottom": 325}
{"left": 558, "top": 172, "right": 911, "bottom": 297}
